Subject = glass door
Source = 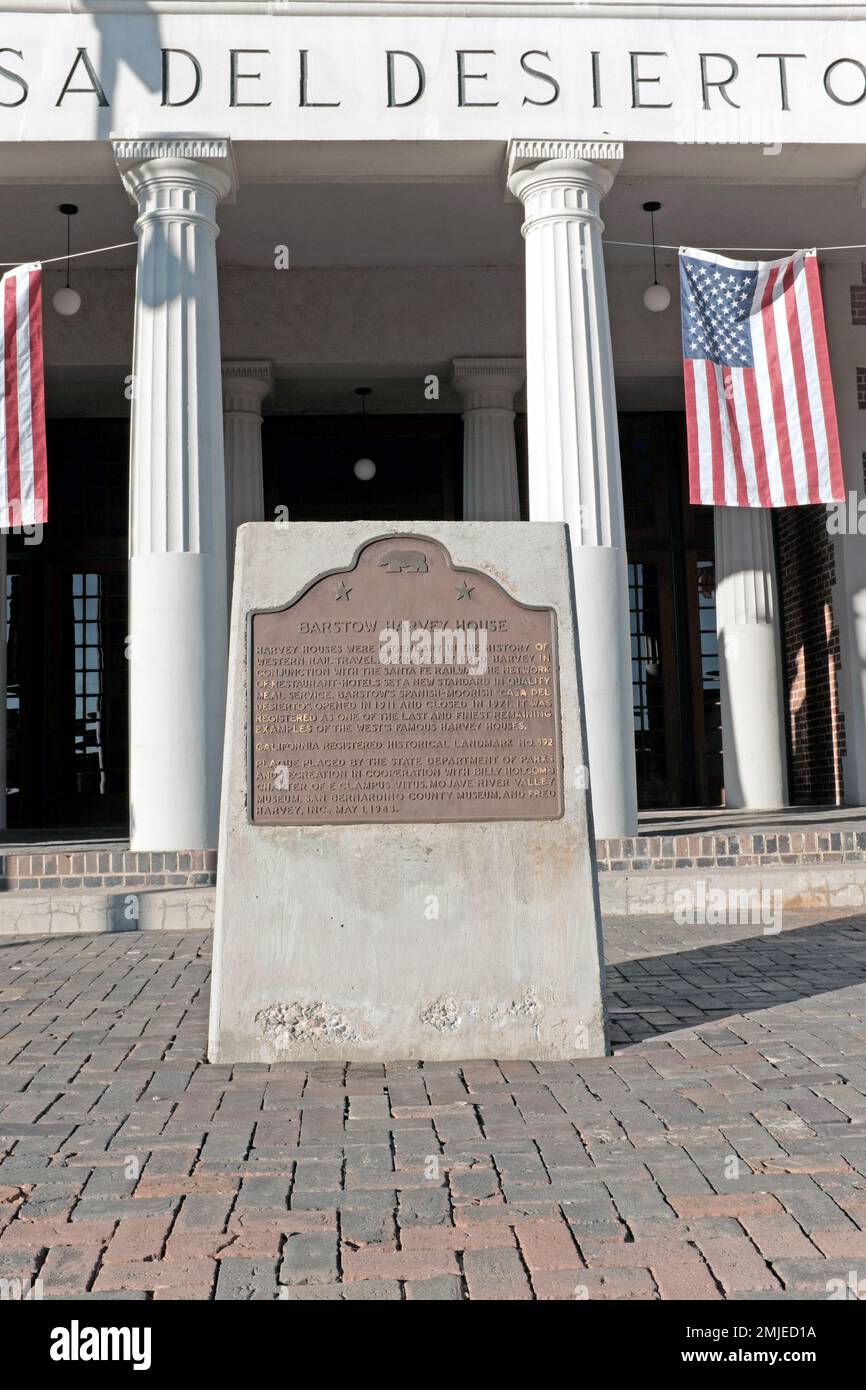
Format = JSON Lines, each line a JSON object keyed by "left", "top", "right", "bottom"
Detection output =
{"left": 619, "top": 411, "right": 721, "bottom": 808}
{"left": 6, "top": 420, "right": 129, "bottom": 831}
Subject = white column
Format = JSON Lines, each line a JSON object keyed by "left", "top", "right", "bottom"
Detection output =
{"left": 223, "top": 361, "right": 271, "bottom": 588}
{"left": 507, "top": 140, "right": 637, "bottom": 838}
{"left": 113, "top": 135, "right": 237, "bottom": 852}
{"left": 715, "top": 506, "right": 788, "bottom": 808}
{"left": 451, "top": 358, "right": 524, "bottom": 520}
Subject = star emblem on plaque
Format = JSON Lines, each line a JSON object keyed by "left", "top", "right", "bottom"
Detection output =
{"left": 456, "top": 581, "right": 474, "bottom": 600}
{"left": 333, "top": 580, "right": 352, "bottom": 600}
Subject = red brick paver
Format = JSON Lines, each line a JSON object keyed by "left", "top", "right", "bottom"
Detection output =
{"left": 0, "top": 909, "right": 865, "bottom": 1299}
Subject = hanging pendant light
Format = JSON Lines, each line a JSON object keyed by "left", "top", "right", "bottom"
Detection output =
{"left": 352, "top": 386, "right": 376, "bottom": 480}
{"left": 642, "top": 200, "right": 671, "bottom": 313}
{"left": 53, "top": 203, "right": 81, "bottom": 317}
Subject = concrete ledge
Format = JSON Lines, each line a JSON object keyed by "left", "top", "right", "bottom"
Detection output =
{"left": 599, "top": 863, "right": 866, "bottom": 917}
{"left": 0, "top": 887, "right": 215, "bottom": 937}
{"left": 5, "top": 862, "right": 865, "bottom": 934}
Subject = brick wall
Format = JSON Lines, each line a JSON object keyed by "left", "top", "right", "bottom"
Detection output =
{"left": 0, "top": 849, "right": 217, "bottom": 892}
{"left": 776, "top": 506, "right": 844, "bottom": 804}
{"left": 850, "top": 263, "right": 866, "bottom": 326}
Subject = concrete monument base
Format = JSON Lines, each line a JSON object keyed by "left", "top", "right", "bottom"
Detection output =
{"left": 208, "top": 521, "right": 608, "bottom": 1062}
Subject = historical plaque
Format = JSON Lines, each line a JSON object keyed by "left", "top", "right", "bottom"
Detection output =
{"left": 211, "top": 522, "right": 607, "bottom": 1064}
{"left": 250, "top": 534, "right": 564, "bottom": 825}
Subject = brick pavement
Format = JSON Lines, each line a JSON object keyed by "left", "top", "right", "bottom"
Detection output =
{"left": 1, "top": 908, "right": 866, "bottom": 1300}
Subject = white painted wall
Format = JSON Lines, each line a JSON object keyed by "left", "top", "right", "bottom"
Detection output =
{"left": 42, "top": 257, "right": 685, "bottom": 387}
{"left": 42, "top": 264, "right": 526, "bottom": 378}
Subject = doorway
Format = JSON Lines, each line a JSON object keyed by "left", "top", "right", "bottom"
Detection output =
{"left": 6, "top": 420, "right": 129, "bottom": 831}
{"left": 620, "top": 412, "right": 722, "bottom": 808}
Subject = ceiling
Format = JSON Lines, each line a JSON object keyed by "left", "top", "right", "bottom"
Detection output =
{"left": 2, "top": 140, "right": 866, "bottom": 275}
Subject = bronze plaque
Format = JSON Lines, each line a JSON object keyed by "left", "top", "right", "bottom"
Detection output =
{"left": 249, "top": 535, "right": 564, "bottom": 825}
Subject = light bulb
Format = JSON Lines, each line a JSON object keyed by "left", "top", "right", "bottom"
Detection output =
{"left": 353, "top": 458, "right": 376, "bottom": 481}
{"left": 643, "top": 283, "right": 671, "bottom": 313}
{"left": 53, "top": 286, "right": 81, "bottom": 317}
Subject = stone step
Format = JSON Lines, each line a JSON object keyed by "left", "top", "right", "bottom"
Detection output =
{"left": 599, "top": 861, "right": 866, "bottom": 917}
{"left": 3, "top": 858, "right": 864, "bottom": 937}
{"left": 0, "top": 886, "right": 215, "bottom": 937}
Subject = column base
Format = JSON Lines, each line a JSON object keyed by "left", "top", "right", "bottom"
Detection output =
{"left": 129, "top": 553, "right": 227, "bottom": 851}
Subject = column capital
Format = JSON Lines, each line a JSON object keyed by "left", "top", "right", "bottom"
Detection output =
{"left": 451, "top": 357, "right": 524, "bottom": 412}
{"left": 507, "top": 137, "right": 622, "bottom": 195}
{"left": 222, "top": 361, "right": 273, "bottom": 416}
{"left": 111, "top": 132, "right": 239, "bottom": 208}
{"left": 507, "top": 142, "right": 622, "bottom": 236}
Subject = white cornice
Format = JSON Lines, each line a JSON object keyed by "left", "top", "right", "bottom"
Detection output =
{"left": 5, "top": 1, "right": 866, "bottom": 20}
{"left": 509, "top": 139, "right": 625, "bottom": 171}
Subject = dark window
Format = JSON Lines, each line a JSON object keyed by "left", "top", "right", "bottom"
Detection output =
{"left": 262, "top": 415, "right": 462, "bottom": 523}
{"left": 71, "top": 571, "right": 128, "bottom": 802}
{"left": 6, "top": 420, "right": 129, "bottom": 830}
{"left": 630, "top": 559, "right": 667, "bottom": 793}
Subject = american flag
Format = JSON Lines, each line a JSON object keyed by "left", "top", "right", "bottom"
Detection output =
{"left": 680, "top": 247, "right": 844, "bottom": 507}
{"left": 0, "top": 263, "right": 47, "bottom": 529}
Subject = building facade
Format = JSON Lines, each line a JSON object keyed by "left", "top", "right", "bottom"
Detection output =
{"left": 2, "top": 0, "right": 866, "bottom": 848}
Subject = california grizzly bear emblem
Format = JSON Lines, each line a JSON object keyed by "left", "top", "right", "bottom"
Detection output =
{"left": 379, "top": 549, "right": 428, "bottom": 574}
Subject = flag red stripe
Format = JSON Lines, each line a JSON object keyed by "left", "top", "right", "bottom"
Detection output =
{"left": 704, "top": 361, "right": 726, "bottom": 504}
{"left": 722, "top": 366, "right": 749, "bottom": 505}
{"left": 3, "top": 274, "right": 20, "bottom": 525}
{"left": 804, "top": 255, "right": 845, "bottom": 501}
{"left": 759, "top": 267, "right": 797, "bottom": 506}
{"left": 782, "top": 258, "right": 820, "bottom": 502}
{"left": 27, "top": 269, "right": 47, "bottom": 523}
{"left": 683, "top": 357, "right": 702, "bottom": 504}
{"left": 741, "top": 367, "right": 772, "bottom": 507}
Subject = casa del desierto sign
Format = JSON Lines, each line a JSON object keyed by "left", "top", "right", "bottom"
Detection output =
{"left": 2, "top": 9, "right": 866, "bottom": 145}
